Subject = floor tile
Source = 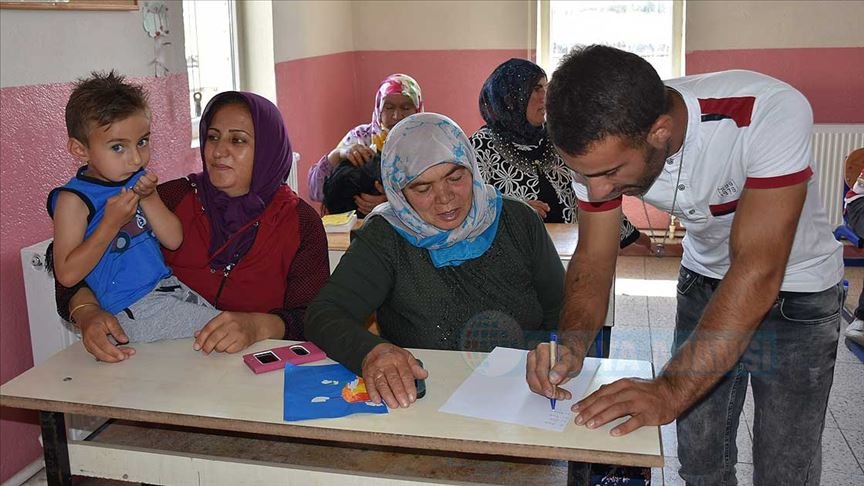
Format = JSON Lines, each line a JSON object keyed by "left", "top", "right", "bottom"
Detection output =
{"left": 823, "top": 427, "right": 864, "bottom": 476}
{"left": 661, "top": 422, "right": 678, "bottom": 457}
{"left": 840, "top": 428, "right": 864, "bottom": 471}
{"left": 662, "top": 456, "right": 684, "bottom": 486}
{"left": 609, "top": 326, "right": 652, "bottom": 361}
{"left": 615, "top": 256, "right": 646, "bottom": 279}
{"left": 736, "top": 421, "right": 753, "bottom": 464}
{"left": 644, "top": 257, "right": 681, "bottom": 280}
{"left": 614, "top": 294, "right": 650, "bottom": 327}
{"left": 647, "top": 296, "right": 678, "bottom": 328}
{"left": 832, "top": 362, "right": 864, "bottom": 397}
{"left": 825, "top": 407, "right": 841, "bottom": 429}
{"left": 651, "top": 351, "right": 671, "bottom": 373}
{"left": 829, "top": 390, "right": 864, "bottom": 431}
{"left": 736, "top": 463, "right": 754, "bottom": 486}
{"left": 819, "top": 471, "right": 864, "bottom": 486}
{"left": 650, "top": 327, "right": 675, "bottom": 355}
{"left": 837, "top": 334, "right": 863, "bottom": 364}
{"left": 650, "top": 466, "right": 664, "bottom": 485}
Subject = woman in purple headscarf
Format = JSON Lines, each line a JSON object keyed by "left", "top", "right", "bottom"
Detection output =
{"left": 59, "top": 92, "right": 330, "bottom": 362}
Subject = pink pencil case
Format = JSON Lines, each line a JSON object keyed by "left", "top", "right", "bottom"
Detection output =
{"left": 243, "top": 342, "right": 327, "bottom": 374}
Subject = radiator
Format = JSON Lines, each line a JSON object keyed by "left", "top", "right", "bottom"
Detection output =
{"left": 21, "top": 239, "right": 105, "bottom": 441}
{"left": 813, "top": 124, "right": 864, "bottom": 227}
{"left": 288, "top": 151, "right": 299, "bottom": 191}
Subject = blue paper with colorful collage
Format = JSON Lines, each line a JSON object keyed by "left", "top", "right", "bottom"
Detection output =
{"left": 283, "top": 363, "right": 388, "bottom": 421}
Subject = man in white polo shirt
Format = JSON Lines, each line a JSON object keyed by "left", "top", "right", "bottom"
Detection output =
{"left": 525, "top": 45, "right": 843, "bottom": 485}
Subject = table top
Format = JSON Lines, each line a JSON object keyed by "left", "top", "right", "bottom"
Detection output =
{"left": 327, "top": 221, "right": 578, "bottom": 258}
{"left": 0, "top": 339, "right": 661, "bottom": 467}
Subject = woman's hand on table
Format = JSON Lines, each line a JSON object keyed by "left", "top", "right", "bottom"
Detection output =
{"left": 75, "top": 306, "right": 136, "bottom": 362}
{"left": 362, "top": 343, "right": 428, "bottom": 409}
{"left": 194, "top": 311, "right": 283, "bottom": 354}
{"left": 338, "top": 143, "right": 376, "bottom": 167}
{"left": 526, "top": 199, "right": 550, "bottom": 219}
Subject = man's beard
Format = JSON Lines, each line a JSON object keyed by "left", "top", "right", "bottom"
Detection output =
{"left": 626, "top": 142, "right": 669, "bottom": 196}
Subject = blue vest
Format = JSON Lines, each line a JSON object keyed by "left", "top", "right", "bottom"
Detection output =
{"left": 48, "top": 167, "right": 171, "bottom": 314}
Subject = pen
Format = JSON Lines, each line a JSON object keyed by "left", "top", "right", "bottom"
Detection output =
{"left": 549, "top": 332, "right": 558, "bottom": 410}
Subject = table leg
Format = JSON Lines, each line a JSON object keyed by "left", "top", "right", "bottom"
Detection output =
{"left": 567, "top": 461, "right": 590, "bottom": 485}
{"left": 587, "top": 326, "right": 612, "bottom": 359}
{"left": 600, "top": 326, "right": 611, "bottom": 358}
{"left": 39, "top": 411, "right": 71, "bottom": 486}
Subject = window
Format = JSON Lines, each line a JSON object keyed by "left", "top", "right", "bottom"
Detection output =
{"left": 538, "top": 0, "right": 685, "bottom": 79}
{"left": 182, "top": 0, "right": 239, "bottom": 145}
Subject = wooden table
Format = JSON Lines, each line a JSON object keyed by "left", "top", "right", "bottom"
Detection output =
{"left": 1, "top": 339, "right": 661, "bottom": 485}
{"left": 326, "top": 222, "right": 580, "bottom": 262}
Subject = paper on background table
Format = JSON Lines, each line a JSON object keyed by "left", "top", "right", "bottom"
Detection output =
{"left": 438, "top": 347, "right": 602, "bottom": 432}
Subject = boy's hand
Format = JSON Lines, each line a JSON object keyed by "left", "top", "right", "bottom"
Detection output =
{"left": 132, "top": 171, "right": 159, "bottom": 199}
{"left": 103, "top": 189, "right": 139, "bottom": 230}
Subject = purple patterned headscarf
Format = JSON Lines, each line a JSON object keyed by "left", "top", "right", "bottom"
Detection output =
{"left": 190, "top": 91, "right": 294, "bottom": 267}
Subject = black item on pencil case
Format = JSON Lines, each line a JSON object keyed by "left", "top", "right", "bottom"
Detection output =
{"left": 322, "top": 153, "right": 382, "bottom": 217}
{"left": 415, "top": 359, "right": 427, "bottom": 400}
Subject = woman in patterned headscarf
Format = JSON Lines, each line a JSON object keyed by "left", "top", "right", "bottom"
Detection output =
{"left": 306, "top": 113, "right": 565, "bottom": 409}
{"left": 307, "top": 73, "right": 424, "bottom": 214}
{"left": 471, "top": 59, "right": 650, "bottom": 249}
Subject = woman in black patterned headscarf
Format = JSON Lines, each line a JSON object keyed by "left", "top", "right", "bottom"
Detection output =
{"left": 470, "top": 58, "right": 647, "bottom": 248}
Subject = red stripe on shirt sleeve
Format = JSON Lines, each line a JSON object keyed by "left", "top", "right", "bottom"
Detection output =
{"left": 698, "top": 97, "right": 756, "bottom": 128}
{"left": 745, "top": 167, "right": 812, "bottom": 189}
{"left": 576, "top": 196, "right": 622, "bottom": 212}
{"left": 709, "top": 200, "right": 738, "bottom": 216}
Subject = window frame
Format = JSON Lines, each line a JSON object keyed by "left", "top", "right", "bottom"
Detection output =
{"left": 537, "top": 0, "right": 686, "bottom": 78}
{"left": 183, "top": 0, "right": 240, "bottom": 148}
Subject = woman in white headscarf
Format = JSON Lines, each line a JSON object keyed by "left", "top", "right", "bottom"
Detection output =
{"left": 305, "top": 113, "right": 565, "bottom": 409}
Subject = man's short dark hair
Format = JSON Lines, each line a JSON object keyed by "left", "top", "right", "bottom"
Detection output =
{"left": 65, "top": 70, "right": 149, "bottom": 145}
{"left": 546, "top": 45, "right": 667, "bottom": 156}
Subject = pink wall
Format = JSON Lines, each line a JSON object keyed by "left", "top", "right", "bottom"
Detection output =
{"left": 0, "top": 73, "right": 194, "bottom": 482}
{"left": 275, "top": 51, "right": 362, "bottom": 202}
{"left": 275, "top": 49, "right": 533, "bottom": 202}
{"left": 686, "top": 47, "right": 864, "bottom": 123}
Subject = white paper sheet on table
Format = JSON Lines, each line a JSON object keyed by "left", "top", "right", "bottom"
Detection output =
{"left": 438, "top": 347, "right": 602, "bottom": 432}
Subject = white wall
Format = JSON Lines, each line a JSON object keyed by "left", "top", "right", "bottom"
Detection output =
{"left": 687, "top": 0, "right": 864, "bottom": 51}
{"left": 273, "top": 0, "right": 534, "bottom": 63}
{"left": 352, "top": 0, "right": 534, "bottom": 51}
{"left": 0, "top": 2, "right": 186, "bottom": 88}
{"left": 272, "top": 0, "right": 354, "bottom": 62}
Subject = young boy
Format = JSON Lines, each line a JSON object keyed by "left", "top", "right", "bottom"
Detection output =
{"left": 843, "top": 151, "right": 864, "bottom": 346}
{"left": 48, "top": 71, "right": 218, "bottom": 345}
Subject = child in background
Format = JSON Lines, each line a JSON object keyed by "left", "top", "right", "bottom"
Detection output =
{"left": 843, "top": 151, "right": 864, "bottom": 346}
{"left": 49, "top": 70, "right": 218, "bottom": 347}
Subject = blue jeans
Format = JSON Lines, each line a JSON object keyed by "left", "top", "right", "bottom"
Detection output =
{"left": 673, "top": 266, "right": 843, "bottom": 486}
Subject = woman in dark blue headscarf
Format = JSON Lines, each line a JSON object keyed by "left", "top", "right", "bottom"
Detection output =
{"left": 470, "top": 59, "right": 647, "bottom": 249}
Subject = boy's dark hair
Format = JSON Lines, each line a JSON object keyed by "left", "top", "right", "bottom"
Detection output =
{"left": 545, "top": 45, "right": 667, "bottom": 156}
{"left": 65, "top": 70, "right": 149, "bottom": 145}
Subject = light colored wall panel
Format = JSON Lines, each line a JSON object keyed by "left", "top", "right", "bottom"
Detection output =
{"left": 0, "top": 5, "right": 186, "bottom": 88}
{"left": 352, "top": 0, "right": 535, "bottom": 51}
{"left": 687, "top": 1, "right": 864, "bottom": 51}
{"left": 272, "top": 0, "right": 354, "bottom": 62}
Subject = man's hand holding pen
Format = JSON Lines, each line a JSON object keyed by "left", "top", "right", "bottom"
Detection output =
{"left": 526, "top": 336, "right": 584, "bottom": 402}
